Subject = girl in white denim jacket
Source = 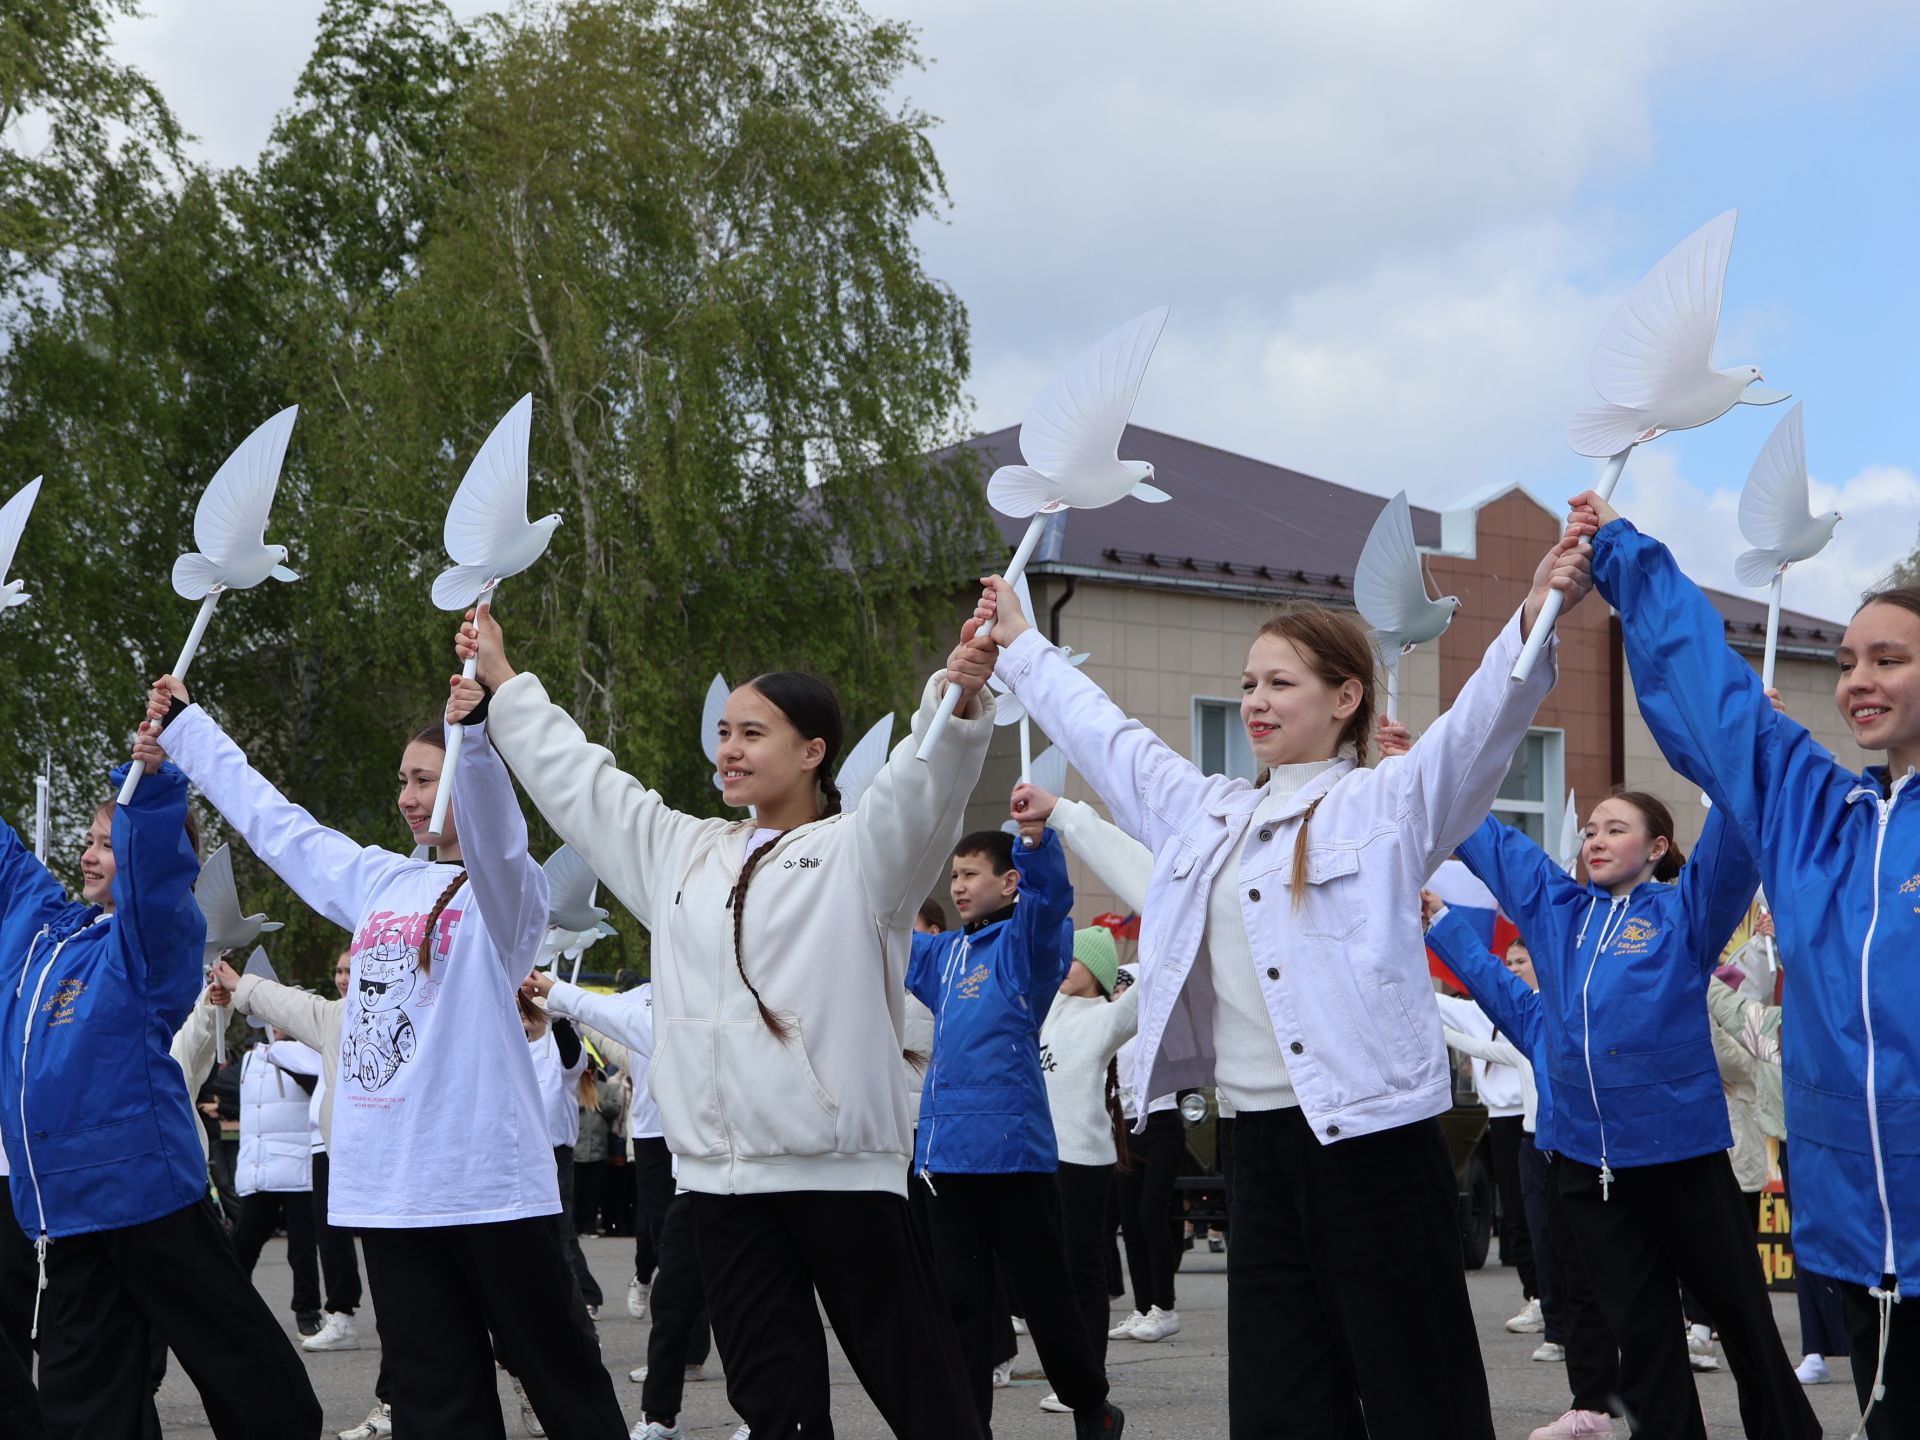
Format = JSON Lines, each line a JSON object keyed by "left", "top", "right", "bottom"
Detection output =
{"left": 974, "top": 528, "right": 1592, "bottom": 1440}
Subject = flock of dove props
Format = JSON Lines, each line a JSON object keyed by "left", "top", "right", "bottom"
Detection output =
{"left": 918, "top": 306, "right": 1173, "bottom": 762}
{"left": 1511, "top": 209, "right": 1792, "bottom": 683}
{"left": 119, "top": 408, "right": 303, "bottom": 804}
{"left": 428, "top": 394, "right": 564, "bottom": 840}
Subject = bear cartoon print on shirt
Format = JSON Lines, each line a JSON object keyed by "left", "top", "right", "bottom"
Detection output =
{"left": 343, "top": 899, "right": 463, "bottom": 1093}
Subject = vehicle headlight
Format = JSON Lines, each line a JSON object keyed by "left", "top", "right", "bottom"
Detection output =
{"left": 1179, "top": 1092, "right": 1209, "bottom": 1127}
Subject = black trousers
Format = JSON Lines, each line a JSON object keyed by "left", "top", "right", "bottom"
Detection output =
{"left": 230, "top": 1186, "right": 321, "bottom": 1315}
{"left": 361, "top": 1214, "right": 625, "bottom": 1440}
{"left": 690, "top": 1188, "right": 982, "bottom": 1439}
{"left": 1056, "top": 1162, "right": 1115, "bottom": 1371}
{"left": 633, "top": 1136, "right": 674, "bottom": 1285}
{"left": 310, "top": 1151, "right": 364, "bottom": 1314}
{"left": 38, "top": 1198, "right": 321, "bottom": 1440}
{"left": 1226, "top": 1107, "right": 1493, "bottom": 1440}
{"left": 1117, "top": 1109, "right": 1183, "bottom": 1313}
{"left": 602, "top": 1154, "right": 634, "bottom": 1237}
{"left": 640, "top": 1192, "right": 713, "bottom": 1423}
{"left": 573, "top": 1158, "right": 607, "bottom": 1236}
{"left": 1557, "top": 1150, "right": 1818, "bottom": 1440}
{"left": 551, "top": 1145, "right": 603, "bottom": 1309}
{"left": 1519, "top": 1134, "right": 1564, "bottom": 1340}
{"left": 1540, "top": 1150, "right": 1620, "bottom": 1414}
{"left": 0, "top": 1185, "right": 45, "bottom": 1440}
{"left": 1488, "top": 1115, "right": 1537, "bottom": 1299}
{"left": 1840, "top": 1282, "right": 1919, "bottom": 1439}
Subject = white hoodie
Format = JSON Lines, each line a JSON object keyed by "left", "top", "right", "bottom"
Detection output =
{"left": 158, "top": 706, "right": 559, "bottom": 1227}
{"left": 487, "top": 669, "right": 993, "bottom": 1197}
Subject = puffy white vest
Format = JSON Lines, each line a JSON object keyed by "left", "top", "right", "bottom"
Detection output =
{"left": 237, "top": 1048, "right": 313, "bottom": 1195}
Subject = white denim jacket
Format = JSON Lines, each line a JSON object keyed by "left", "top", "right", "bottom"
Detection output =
{"left": 994, "top": 609, "right": 1556, "bottom": 1145}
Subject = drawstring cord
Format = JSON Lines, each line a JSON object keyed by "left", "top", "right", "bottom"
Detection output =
{"left": 1850, "top": 1281, "right": 1899, "bottom": 1440}
{"left": 917, "top": 932, "right": 973, "bottom": 1198}
{"left": 29, "top": 1235, "right": 47, "bottom": 1340}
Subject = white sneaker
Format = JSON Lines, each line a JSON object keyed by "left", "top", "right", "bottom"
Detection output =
{"left": 628, "top": 1276, "right": 648, "bottom": 1320}
{"left": 1038, "top": 1392, "right": 1072, "bottom": 1413}
{"left": 1532, "top": 1340, "right": 1566, "bottom": 1362}
{"left": 631, "top": 1424, "right": 681, "bottom": 1440}
{"left": 1130, "top": 1305, "right": 1181, "bottom": 1342}
{"left": 1506, "top": 1297, "right": 1546, "bottom": 1333}
{"left": 1687, "top": 1322, "right": 1721, "bottom": 1372}
{"left": 630, "top": 1363, "right": 707, "bottom": 1384}
{"left": 1795, "top": 1352, "right": 1833, "bottom": 1384}
{"left": 511, "top": 1376, "right": 545, "bottom": 1436}
{"left": 1011, "top": 1316, "right": 1028, "bottom": 1335}
{"left": 1527, "top": 1410, "right": 1614, "bottom": 1438}
{"left": 1108, "top": 1309, "right": 1146, "bottom": 1340}
{"left": 337, "top": 1404, "right": 392, "bottom": 1440}
{"left": 991, "top": 1359, "right": 1013, "bottom": 1388}
{"left": 730, "top": 1429, "right": 750, "bottom": 1440}
{"left": 304, "top": 1311, "right": 362, "bottom": 1352}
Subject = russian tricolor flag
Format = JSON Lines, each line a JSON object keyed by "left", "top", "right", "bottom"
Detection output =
{"left": 1425, "top": 859, "right": 1518, "bottom": 990}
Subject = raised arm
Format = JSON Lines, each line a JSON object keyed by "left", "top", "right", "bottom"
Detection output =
{"left": 0, "top": 812, "right": 66, "bottom": 929}
{"left": 260, "top": 1039, "right": 322, "bottom": 1079}
{"left": 542, "top": 980, "right": 655, "bottom": 1061}
{"left": 169, "top": 998, "right": 220, "bottom": 1096}
{"left": 1454, "top": 813, "right": 1582, "bottom": 937}
{"left": 1007, "top": 829, "right": 1074, "bottom": 991}
{"left": 109, "top": 758, "right": 206, "bottom": 997}
{"left": 153, "top": 699, "right": 409, "bottom": 931}
{"left": 231, "top": 972, "right": 341, "bottom": 1056}
{"left": 446, "top": 718, "right": 549, "bottom": 982}
{"left": 1677, "top": 804, "right": 1761, "bottom": 972}
{"left": 905, "top": 929, "right": 949, "bottom": 1010}
{"left": 1424, "top": 905, "right": 1542, "bottom": 1056}
{"left": 1017, "top": 783, "right": 1153, "bottom": 914}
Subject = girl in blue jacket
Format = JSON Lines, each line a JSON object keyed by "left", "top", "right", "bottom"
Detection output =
{"left": 1577, "top": 486, "right": 1920, "bottom": 1438}
{"left": 1451, "top": 794, "right": 1815, "bottom": 1440}
{"left": 0, "top": 744, "right": 322, "bottom": 1440}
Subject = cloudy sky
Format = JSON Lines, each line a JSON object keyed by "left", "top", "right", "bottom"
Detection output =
{"left": 112, "top": 1, "right": 1920, "bottom": 623}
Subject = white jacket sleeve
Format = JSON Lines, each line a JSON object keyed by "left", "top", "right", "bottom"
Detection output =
{"left": 260, "top": 1040, "right": 322, "bottom": 1078}
{"left": 546, "top": 980, "right": 655, "bottom": 1063}
{"left": 851, "top": 671, "right": 996, "bottom": 928}
{"left": 486, "top": 673, "right": 718, "bottom": 930}
{"left": 169, "top": 1001, "right": 220, "bottom": 1159}
{"left": 1052, "top": 799, "right": 1152, "bottom": 913}
{"left": 446, "top": 721, "right": 550, "bottom": 982}
{"left": 1098, "top": 983, "right": 1142, "bottom": 1057}
{"left": 233, "top": 977, "right": 344, "bottom": 1148}
{"left": 159, "top": 704, "right": 410, "bottom": 931}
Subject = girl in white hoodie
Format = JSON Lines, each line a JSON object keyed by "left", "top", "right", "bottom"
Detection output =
{"left": 140, "top": 673, "right": 627, "bottom": 1440}
{"left": 452, "top": 605, "right": 1018, "bottom": 1440}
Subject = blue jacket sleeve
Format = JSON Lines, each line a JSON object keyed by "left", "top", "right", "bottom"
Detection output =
{"left": 108, "top": 762, "right": 207, "bottom": 1007}
{"left": 0, "top": 813, "right": 67, "bottom": 931}
{"left": 1454, "top": 814, "right": 1581, "bottom": 946}
{"left": 1011, "top": 830, "right": 1074, "bottom": 993}
{"left": 1677, "top": 803, "right": 1761, "bottom": 973}
{"left": 1592, "top": 521, "right": 1860, "bottom": 872}
{"left": 906, "top": 930, "right": 944, "bottom": 1009}
{"left": 1426, "top": 909, "right": 1541, "bottom": 1057}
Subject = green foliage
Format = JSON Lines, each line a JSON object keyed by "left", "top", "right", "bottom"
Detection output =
{"left": 0, "top": 0, "right": 988, "bottom": 980}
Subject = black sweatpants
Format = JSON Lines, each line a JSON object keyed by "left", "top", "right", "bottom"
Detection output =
{"left": 690, "top": 1188, "right": 982, "bottom": 1439}
{"left": 230, "top": 1187, "right": 321, "bottom": 1316}
{"left": 361, "top": 1214, "right": 623, "bottom": 1440}
{"left": 927, "top": 1172, "right": 1110, "bottom": 1427}
{"left": 552, "top": 1145, "right": 603, "bottom": 1309}
{"left": 573, "top": 1157, "right": 607, "bottom": 1237}
{"left": 633, "top": 1136, "right": 674, "bottom": 1285}
{"left": 1488, "top": 1114, "right": 1536, "bottom": 1299}
{"left": 1117, "top": 1109, "right": 1183, "bottom": 1313}
{"left": 0, "top": 1185, "right": 44, "bottom": 1440}
{"left": 640, "top": 1193, "right": 712, "bottom": 1424}
{"left": 38, "top": 1198, "right": 321, "bottom": 1440}
{"left": 1226, "top": 1107, "right": 1493, "bottom": 1440}
{"left": 1841, "top": 1282, "right": 1919, "bottom": 1439}
{"left": 1542, "top": 1149, "right": 1620, "bottom": 1414}
{"left": 310, "top": 1151, "right": 364, "bottom": 1314}
{"left": 1557, "top": 1150, "right": 1818, "bottom": 1440}
{"left": 1056, "top": 1162, "right": 1115, "bottom": 1369}
{"left": 1519, "top": 1134, "right": 1564, "bottom": 1340}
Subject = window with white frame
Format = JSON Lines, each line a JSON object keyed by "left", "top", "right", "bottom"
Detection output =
{"left": 1193, "top": 697, "right": 1258, "bottom": 781}
{"left": 1492, "top": 728, "right": 1566, "bottom": 847}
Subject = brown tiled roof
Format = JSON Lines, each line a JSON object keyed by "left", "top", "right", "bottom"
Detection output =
{"left": 942, "top": 423, "right": 1845, "bottom": 651}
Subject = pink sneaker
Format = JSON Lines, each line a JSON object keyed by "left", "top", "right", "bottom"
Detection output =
{"left": 1528, "top": 1412, "right": 1614, "bottom": 1439}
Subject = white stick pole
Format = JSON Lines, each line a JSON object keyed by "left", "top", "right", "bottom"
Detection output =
{"left": 1018, "top": 713, "right": 1034, "bottom": 785}
{"left": 570, "top": 953, "right": 583, "bottom": 987}
{"left": 1761, "top": 571, "right": 1784, "bottom": 693}
{"left": 428, "top": 589, "right": 495, "bottom": 840}
{"left": 214, "top": 1001, "right": 227, "bottom": 1067}
{"left": 1511, "top": 448, "right": 1630, "bottom": 684}
{"left": 1386, "top": 655, "right": 1401, "bottom": 723}
{"left": 33, "top": 760, "right": 49, "bottom": 864}
{"left": 119, "top": 592, "right": 222, "bottom": 805}
{"left": 919, "top": 513, "right": 1050, "bottom": 763}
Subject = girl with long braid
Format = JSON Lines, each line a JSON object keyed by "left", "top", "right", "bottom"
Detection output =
{"left": 137, "top": 670, "right": 627, "bottom": 1440}
{"left": 451, "top": 604, "right": 1018, "bottom": 1440}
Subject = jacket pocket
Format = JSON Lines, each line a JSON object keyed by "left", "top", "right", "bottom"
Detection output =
{"left": 714, "top": 1018, "right": 840, "bottom": 1159}
{"left": 648, "top": 1018, "right": 728, "bottom": 1160}
{"left": 1285, "top": 844, "right": 1365, "bottom": 940}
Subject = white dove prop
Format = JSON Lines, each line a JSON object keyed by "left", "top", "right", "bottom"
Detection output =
{"left": 702, "top": 673, "right": 730, "bottom": 794}
{"left": 836, "top": 712, "right": 894, "bottom": 816}
{"left": 198, "top": 843, "right": 283, "bottom": 1063}
{"left": 919, "top": 306, "right": 1172, "bottom": 762}
{"left": 1734, "top": 404, "right": 1840, "bottom": 691}
{"left": 542, "top": 844, "right": 617, "bottom": 978}
{"left": 1558, "top": 790, "right": 1581, "bottom": 878}
{"left": 121, "top": 408, "right": 302, "bottom": 804}
{"left": 1354, "top": 491, "right": 1460, "bottom": 721}
{"left": 1513, "top": 209, "right": 1790, "bottom": 682}
{"left": 428, "top": 394, "right": 562, "bottom": 838}
{"left": 240, "top": 947, "right": 279, "bottom": 1031}
{"left": 0, "top": 476, "right": 44, "bottom": 612}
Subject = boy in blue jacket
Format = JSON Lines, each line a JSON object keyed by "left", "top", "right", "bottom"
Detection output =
{"left": 910, "top": 827, "right": 1122, "bottom": 1439}
{"left": 0, "top": 749, "right": 321, "bottom": 1440}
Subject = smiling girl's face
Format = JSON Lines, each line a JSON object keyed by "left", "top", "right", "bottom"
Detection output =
{"left": 1837, "top": 600, "right": 1920, "bottom": 771}
{"left": 81, "top": 808, "right": 118, "bottom": 909}
{"left": 1240, "top": 632, "right": 1362, "bottom": 770}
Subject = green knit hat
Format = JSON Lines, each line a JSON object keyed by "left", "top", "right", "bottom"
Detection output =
{"left": 1072, "top": 926, "right": 1120, "bottom": 996}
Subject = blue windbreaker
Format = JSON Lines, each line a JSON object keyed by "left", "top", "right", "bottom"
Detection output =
{"left": 1455, "top": 806, "right": 1756, "bottom": 1177}
{"left": 910, "top": 830, "right": 1074, "bottom": 1175}
{"left": 0, "top": 762, "right": 207, "bottom": 1240}
{"left": 1596, "top": 518, "right": 1919, "bottom": 1289}
{"left": 1425, "top": 907, "right": 1556, "bottom": 1143}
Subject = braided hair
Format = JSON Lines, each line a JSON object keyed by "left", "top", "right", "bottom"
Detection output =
{"left": 417, "top": 870, "right": 466, "bottom": 978}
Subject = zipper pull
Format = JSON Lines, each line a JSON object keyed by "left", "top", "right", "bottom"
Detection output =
{"left": 29, "top": 1233, "right": 48, "bottom": 1340}
{"left": 918, "top": 1164, "right": 938, "bottom": 1198}
{"left": 1599, "top": 1161, "right": 1614, "bottom": 1202}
